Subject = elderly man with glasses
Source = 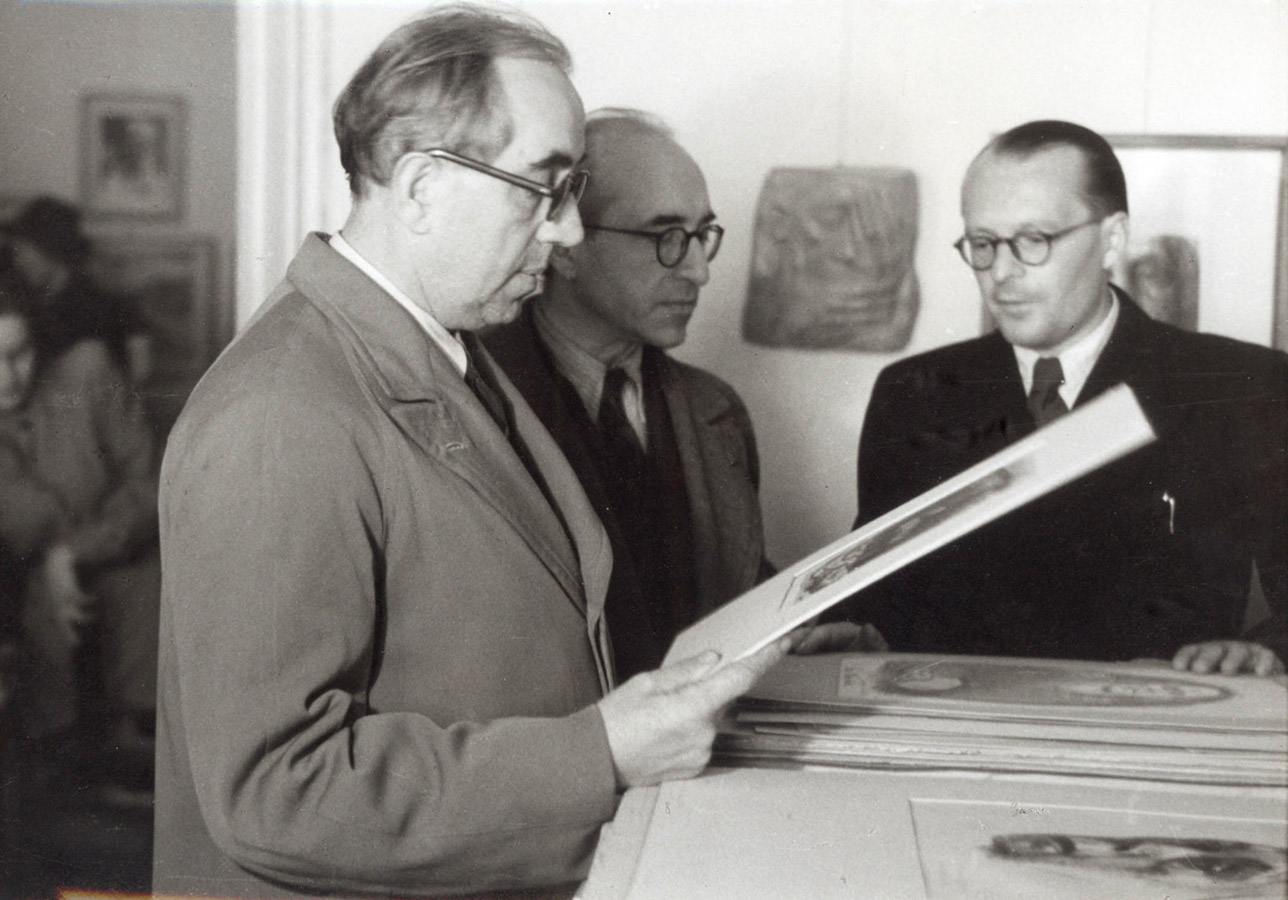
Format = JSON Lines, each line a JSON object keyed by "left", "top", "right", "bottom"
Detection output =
{"left": 152, "top": 12, "right": 794, "bottom": 899}
{"left": 485, "top": 109, "right": 865, "bottom": 680}
{"left": 835, "top": 119, "right": 1287, "bottom": 676}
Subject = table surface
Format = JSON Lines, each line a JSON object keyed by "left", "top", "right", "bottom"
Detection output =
{"left": 579, "top": 766, "right": 1288, "bottom": 900}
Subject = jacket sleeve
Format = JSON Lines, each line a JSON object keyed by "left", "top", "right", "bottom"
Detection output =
{"left": 1241, "top": 351, "right": 1288, "bottom": 658}
{"left": 49, "top": 340, "right": 158, "bottom": 568}
{"left": 160, "top": 358, "right": 618, "bottom": 896}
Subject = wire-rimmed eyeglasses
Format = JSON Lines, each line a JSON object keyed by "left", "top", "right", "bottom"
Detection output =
{"left": 954, "top": 219, "right": 1101, "bottom": 270}
{"left": 584, "top": 223, "right": 724, "bottom": 268}
{"left": 424, "top": 148, "right": 589, "bottom": 222}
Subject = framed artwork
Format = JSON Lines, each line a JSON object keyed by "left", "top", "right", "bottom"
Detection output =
{"left": 87, "top": 235, "right": 221, "bottom": 435}
{"left": 743, "top": 167, "right": 920, "bottom": 352}
{"left": 1106, "top": 135, "right": 1288, "bottom": 351}
{"left": 79, "top": 92, "right": 187, "bottom": 221}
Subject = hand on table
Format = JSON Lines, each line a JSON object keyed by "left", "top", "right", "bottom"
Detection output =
{"left": 788, "top": 621, "right": 888, "bottom": 656}
{"left": 1171, "top": 640, "right": 1284, "bottom": 676}
{"left": 597, "top": 637, "right": 791, "bottom": 789}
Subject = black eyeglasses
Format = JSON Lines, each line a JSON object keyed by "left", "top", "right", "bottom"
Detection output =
{"left": 424, "top": 148, "right": 589, "bottom": 222}
{"left": 954, "top": 219, "right": 1102, "bottom": 270}
{"left": 584, "top": 223, "right": 724, "bottom": 268}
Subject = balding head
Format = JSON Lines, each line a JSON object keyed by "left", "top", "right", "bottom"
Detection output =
{"left": 543, "top": 108, "right": 718, "bottom": 355}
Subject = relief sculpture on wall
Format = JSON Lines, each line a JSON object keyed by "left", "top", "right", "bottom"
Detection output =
{"left": 742, "top": 166, "right": 919, "bottom": 352}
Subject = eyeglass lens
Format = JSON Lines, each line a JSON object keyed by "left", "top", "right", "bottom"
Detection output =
{"left": 658, "top": 226, "right": 722, "bottom": 267}
{"left": 957, "top": 233, "right": 1054, "bottom": 270}
{"left": 546, "top": 170, "right": 589, "bottom": 221}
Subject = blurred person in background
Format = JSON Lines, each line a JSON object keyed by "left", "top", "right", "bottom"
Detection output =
{"left": 0, "top": 268, "right": 160, "bottom": 801}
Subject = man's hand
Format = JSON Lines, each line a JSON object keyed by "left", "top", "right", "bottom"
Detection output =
{"left": 789, "top": 621, "right": 888, "bottom": 656}
{"left": 597, "top": 637, "right": 791, "bottom": 789}
{"left": 38, "top": 544, "right": 95, "bottom": 648}
{"left": 1172, "top": 641, "right": 1285, "bottom": 676}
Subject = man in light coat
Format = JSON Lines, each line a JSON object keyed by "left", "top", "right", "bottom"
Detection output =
{"left": 153, "top": 8, "right": 788, "bottom": 897}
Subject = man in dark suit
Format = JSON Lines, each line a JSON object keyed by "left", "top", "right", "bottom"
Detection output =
{"left": 152, "top": 9, "right": 790, "bottom": 898}
{"left": 841, "top": 120, "right": 1286, "bottom": 675}
{"left": 485, "top": 110, "right": 777, "bottom": 679}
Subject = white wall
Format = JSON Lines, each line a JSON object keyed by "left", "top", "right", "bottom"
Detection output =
{"left": 240, "top": 0, "right": 1288, "bottom": 568}
{"left": 0, "top": 0, "right": 237, "bottom": 337}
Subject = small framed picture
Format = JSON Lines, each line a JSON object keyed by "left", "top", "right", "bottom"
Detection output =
{"left": 79, "top": 92, "right": 186, "bottom": 221}
{"left": 1106, "top": 135, "right": 1288, "bottom": 351}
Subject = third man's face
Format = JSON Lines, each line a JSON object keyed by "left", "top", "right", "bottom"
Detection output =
{"left": 961, "top": 146, "right": 1122, "bottom": 353}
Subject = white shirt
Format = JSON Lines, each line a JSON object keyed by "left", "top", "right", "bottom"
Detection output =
{"left": 329, "top": 232, "right": 469, "bottom": 375}
{"left": 532, "top": 301, "right": 648, "bottom": 449}
{"left": 1013, "top": 290, "right": 1120, "bottom": 408}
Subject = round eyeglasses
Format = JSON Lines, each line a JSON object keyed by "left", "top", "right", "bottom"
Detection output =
{"left": 584, "top": 223, "right": 724, "bottom": 268}
{"left": 424, "top": 148, "right": 589, "bottom": 222}
{"left": 954, "top": 219, "right": 1101, "bottom": 270}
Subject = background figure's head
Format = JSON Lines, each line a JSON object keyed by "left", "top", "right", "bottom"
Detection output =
{"left": 2, "top": 196, "right": 90, "bottom": 295}
{"left": 546, "top": 108, "right": 720, "bottom": 354}
{"left": 0, "top": 271, "right": 38, "bottom": 413}
{"left": 959, "top": 120, "right": 1129, "bottom": 353}
{"left": 333, "top": 2, "right": 586, "bottom": 331}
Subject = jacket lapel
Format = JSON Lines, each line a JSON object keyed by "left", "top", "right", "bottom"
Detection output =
{"left": 659, "top": 356, "right": 761, "bottom": 613}
{"left": 284, "top": 235, "right": 590, "bottom": 617}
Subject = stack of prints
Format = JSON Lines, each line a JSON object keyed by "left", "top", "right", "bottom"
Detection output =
{"left": 720, "top": 653, "right": 1288, "bottom": 786}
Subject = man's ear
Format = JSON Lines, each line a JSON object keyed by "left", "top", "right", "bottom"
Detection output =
{"left": 390, "top": 152, "right": 441, "bottom": 234}
{"left": 548, "top": 245, "right": 577, "bottom": 280}
{"left": 1100, "top": 211, "right": 1129, "bottom": 272}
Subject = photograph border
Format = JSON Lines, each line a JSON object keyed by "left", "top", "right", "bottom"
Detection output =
{"left": 78, "top": 91, "right": 187, "bottom": 222}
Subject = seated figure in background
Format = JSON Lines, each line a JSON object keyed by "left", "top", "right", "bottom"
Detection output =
{"left": 2, "top": 195, "right": 151, "bottom": 384}
{"left": 0, "top": 269, "right": 160, "bottom": 797}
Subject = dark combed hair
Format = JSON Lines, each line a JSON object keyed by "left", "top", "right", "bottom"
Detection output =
{"left": 333, "top": 2, "right": 572, "bottom": 196}
{"left": 987, "top": 120, "right": 1128, "bottom": 217}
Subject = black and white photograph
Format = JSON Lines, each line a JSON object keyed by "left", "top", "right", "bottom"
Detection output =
{"left": 0, "top": 1, "right": 1284, "bottom": 898}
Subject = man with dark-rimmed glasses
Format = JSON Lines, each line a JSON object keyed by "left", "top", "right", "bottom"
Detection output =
{"left": 152, "top": 12, "right": 793, "bottom": 898}
{"left": 486, "top": 109, "right": 775, "bottom": 679}
{"left": 836, "top": 119, "right": 1287, "bottom": 677}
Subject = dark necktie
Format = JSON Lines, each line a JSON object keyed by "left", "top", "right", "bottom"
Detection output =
{"left": 1028, "top": 356, "right": 1069, "bottom": 426}
{"left": 460, "top": 333, "right": 511, "bottom": 436}
{"left": 598, "top": 368, "right": 644, "bottom": 455}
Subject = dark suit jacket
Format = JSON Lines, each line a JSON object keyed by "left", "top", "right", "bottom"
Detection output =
{"left": 484, "top": 306, "right": 769, "bottom": 667}
{"left": 845, "top": 289, "right": 1287, "bottom": 662}
{"left": 153, "top": 235, "right": 618, "bottom": 898}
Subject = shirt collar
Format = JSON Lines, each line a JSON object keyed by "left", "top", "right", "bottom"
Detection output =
{"left": 532, "top": 299, "right": 643, "bottom": 416}
{"left": 1013, "top": 288, "right": 1119, "bottom": 407}
{"left": 329, "top": 231, "right": 468, "bottom": 375}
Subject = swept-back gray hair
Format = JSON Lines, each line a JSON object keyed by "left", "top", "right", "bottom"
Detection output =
{"left": 333, "top": 2, "right": 572, "bottom": 196}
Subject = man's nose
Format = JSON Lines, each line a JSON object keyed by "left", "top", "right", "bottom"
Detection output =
{"left": 989, "top": 240, "right": 1024, "bottom": 281}
{"left": 538, "top": 200, "right": 584, "bottom": 248}
{"left": 677, "top": 237, "right": 710, "bottom": 286}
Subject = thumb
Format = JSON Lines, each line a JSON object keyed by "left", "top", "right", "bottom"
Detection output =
{"left": 647, "top": 650, "right": 723, "bottom": 691}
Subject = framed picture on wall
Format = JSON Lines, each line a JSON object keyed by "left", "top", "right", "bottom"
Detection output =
{"left": 1105, "top": 135, "right": 1288, "bottom": 350}
{"left": 79, "top": 92, "right": 187, "bottom": 221}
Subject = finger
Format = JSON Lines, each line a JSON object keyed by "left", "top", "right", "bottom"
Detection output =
{"left": 645, "top": 650, "right": 723, "bottom": 692}
{"left": 859, "top": 623, "right": 889, "bottom": 653}
{"left": 1218, "top": 643, "right": 1251, "bottom": 675}
{"left": 1170, "top": 645, "right": 1199, "bottom": 671}
{"left": 1253, "top": 647, "right": 1285, "bottom": 677}
{"left": 1191, "top": 643, "right": 1227, "bottom": 674}
{"left": 694, "top": 637, "right": 791, "bottom": 708}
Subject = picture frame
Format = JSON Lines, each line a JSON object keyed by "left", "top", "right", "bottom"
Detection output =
{"left": 79, "top": 92, "right": 186, "bottom": 221}
{"left": 1105, "top": 135, "right": 1288, "bottom": 351}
